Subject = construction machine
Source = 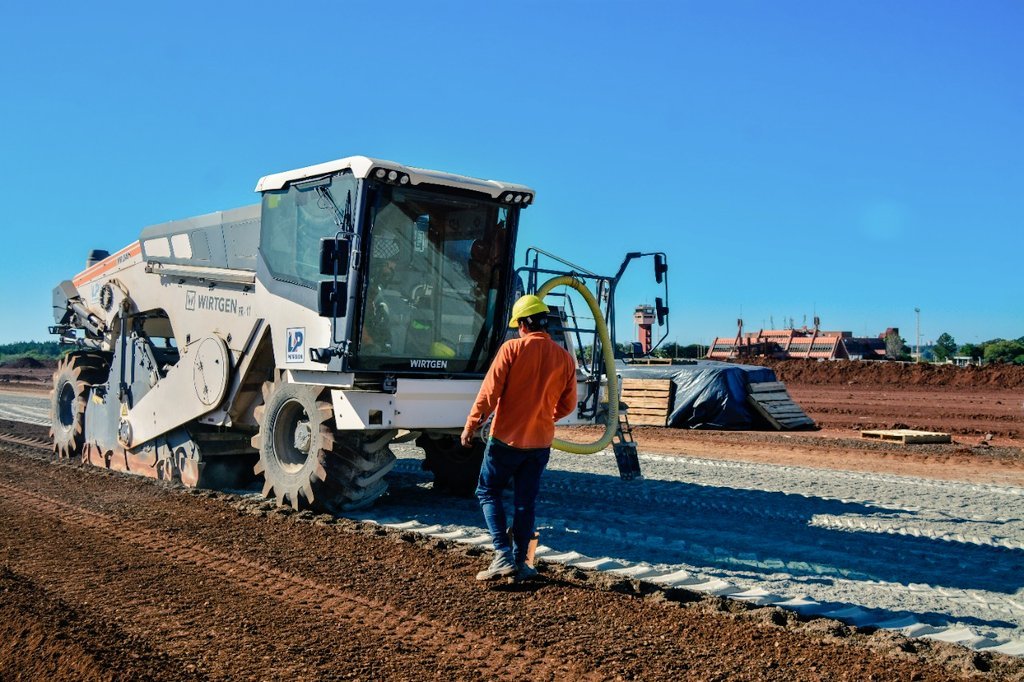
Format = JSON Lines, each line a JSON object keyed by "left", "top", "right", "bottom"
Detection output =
{"left": 49, "top": 155, "right": 669, "bottom": 512}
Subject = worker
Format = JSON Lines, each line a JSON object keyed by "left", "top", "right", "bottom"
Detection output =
{"left": 462, "top": 294, "right": 577, "bottom": 581}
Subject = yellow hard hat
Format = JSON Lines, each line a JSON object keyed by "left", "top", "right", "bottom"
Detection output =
{"left": 508, "top": 294, "right": 550, "bottom": 328}
{"left": 430, "top": 341, "right": 456, "bottom": 358}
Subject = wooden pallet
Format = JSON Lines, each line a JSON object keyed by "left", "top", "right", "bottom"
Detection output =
{"left": 746, "top": 381, "right": 815, "bottom": 430}
{"left": 860, "top": 429, "right": 951, "bottom": 444}
{"left": 621, "top": 378, "right": 674, "bottom": 426}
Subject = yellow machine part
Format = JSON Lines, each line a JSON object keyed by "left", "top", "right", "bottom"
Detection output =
{"left": 536, "top": 276, "right": 618, "bottom": 455}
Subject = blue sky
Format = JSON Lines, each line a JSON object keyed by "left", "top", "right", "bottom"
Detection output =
{"left": 1, "top": 1, "right": 1020, "bottom": 348}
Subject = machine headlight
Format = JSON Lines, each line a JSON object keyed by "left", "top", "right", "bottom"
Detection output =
{"left": 371, "top": 168, "right": 410, "bottom": 185}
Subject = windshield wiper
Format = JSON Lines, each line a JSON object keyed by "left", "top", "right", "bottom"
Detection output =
{"left": 316, "top": 186, "right": 354, "bottom": 236}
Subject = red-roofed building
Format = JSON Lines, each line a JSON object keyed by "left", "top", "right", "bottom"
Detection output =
{"left": 707, "top": 319, "right": 891, "bottom": 361}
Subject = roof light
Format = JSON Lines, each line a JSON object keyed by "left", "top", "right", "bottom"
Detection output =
{"left": 514, "top": 194, "right": 523, "bottom": 203}
{"left": 375, "top": 168, "right": 386, "bottom": 179}
{"left": 399, "top": 174, "right": 410, "bottom": 185}
{"left": 503, "top": 193, "right": 514, "bottom": 203}
{"left": 387, "top": 170, "right": 398, "bottom": 181}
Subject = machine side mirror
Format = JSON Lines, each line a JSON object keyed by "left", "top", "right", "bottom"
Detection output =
{"left": 654, "top": 253, "right": 668, "bottom": 284}
{"left": 655, "top": 296, "right": 669, "bottom": 326}
{"left": 320, "top": 237, "right": 351, "bottom": 276}
{"left": 318, "top": 280, "right": 348, "bottom": 318}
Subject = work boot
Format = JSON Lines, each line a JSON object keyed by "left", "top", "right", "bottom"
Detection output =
{"left": 476, "top": 553, "right": 516, "bottom": 581}
{"left": 515, "top": 562, "right": 539, "bottom": 581}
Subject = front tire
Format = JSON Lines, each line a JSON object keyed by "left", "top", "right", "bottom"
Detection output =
{"left": 418, "top": 434, "right": 485, "bottom": 497}
{"left": 251, "top": 374, "right": 396, "bottom": 512}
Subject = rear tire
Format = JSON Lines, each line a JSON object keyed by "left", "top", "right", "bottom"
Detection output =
{"left": 50, "top": 353, "right": 108, "bottom": 460}
{"left": 251, "top": 373, "right": 396, "bottom": 512}
{"left": 418, "top": 434, "right": 485, "bottom": 497}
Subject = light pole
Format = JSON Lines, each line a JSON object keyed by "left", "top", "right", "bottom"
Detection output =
{"left": 914, "top": 307, "right": 921, "bottom": 362}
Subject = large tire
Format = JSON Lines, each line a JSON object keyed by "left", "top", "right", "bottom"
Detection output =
{"left": 418, "top": 434, "right": 485, "bottom": 497}
{"left": 50, "top": 353, "right": 108, "bottom": 460}
{"left": 251, "top": 374, "right": 396, "bottom": 512}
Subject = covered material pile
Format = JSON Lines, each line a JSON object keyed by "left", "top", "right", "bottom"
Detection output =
{"left": 617, "top": 360, "right": 777, "bottom": 429}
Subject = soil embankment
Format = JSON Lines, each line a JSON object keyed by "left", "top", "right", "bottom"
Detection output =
{"left": 0, "top": 358, "right": 54, "bottom": 393}
{"left": 748, "top": 359, "right": 1024, "bottom": 441}
{"left": 751, "top": 357, "right": 1024, "bottom": 390}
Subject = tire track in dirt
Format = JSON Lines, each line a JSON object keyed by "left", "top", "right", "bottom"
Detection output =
{"left": 0, "top": 476, "right": 584, "bottom": 681}
{"left": 0, "top": 432, "right": 51, "bottom": 449}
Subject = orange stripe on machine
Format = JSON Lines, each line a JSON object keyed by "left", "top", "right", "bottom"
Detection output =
{"left": 72, "top": 242, "right": 142, "bottom": 287}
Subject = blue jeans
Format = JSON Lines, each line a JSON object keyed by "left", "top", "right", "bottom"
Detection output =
{"left": 475, "top": 438, "right": 550, "bottom": 564}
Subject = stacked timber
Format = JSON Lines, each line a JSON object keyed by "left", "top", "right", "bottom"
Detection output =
{"left": 621, "top": 378, "right": 675, "bottom": 426}
{"left": 861, "top": 429, "right": 950, "bottom": 444}
{"left": 746, "top": 381, "right": 815, "bottom": 430}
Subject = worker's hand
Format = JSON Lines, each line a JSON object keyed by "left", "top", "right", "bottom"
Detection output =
{"left": 460, "top": 425, "right": 476, "bottom": 448}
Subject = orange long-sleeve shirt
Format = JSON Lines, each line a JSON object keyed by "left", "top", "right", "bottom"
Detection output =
{"left": 465, "top": 331, "right": 578, "bottom": 449}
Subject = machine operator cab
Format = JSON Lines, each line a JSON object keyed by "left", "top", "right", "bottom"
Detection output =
{"left": 254, "top": 156, "right": 535, "bottom": 377}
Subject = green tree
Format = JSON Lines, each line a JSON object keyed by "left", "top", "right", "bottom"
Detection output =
{"left": 958, "top": 342, "right": 982, "bottom": 360}
{"left": 983, "top": 339, "right": 1024, "bottom": 365}
{"left": 0, "top": 340, "right": 66, "bottom": 364}
{"left": 650, "top": 342, "right": 708, "bottom": 360}
{"left": 932, "top": 332, "right": 957, "bottom": 362}
{"left": 681, "top": 343, "right": 706, "bottom": 359}
{"left": 653, "top": 342, "right": 684, "bottom": 358}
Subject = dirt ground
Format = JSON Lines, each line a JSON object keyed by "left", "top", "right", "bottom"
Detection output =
{"left": 0, "top": 423, "right": 1021, "bottom": 682}
{"left": 560, "top": 358, "right": 1024, "bottom": 487}
{"left": 1, "top": 358, "right": 1023, "bottom": 679}
{"left": 763, "top": 358, "right": 1024, "bottom": 442}
{"left": 0, "top": 362, "right": 53, "bottom": 394}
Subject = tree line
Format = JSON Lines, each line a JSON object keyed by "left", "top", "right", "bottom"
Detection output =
{"left": 930, "top": 333, "right": 1024, "bottom": 365}
{"left": 0, "top": 341, "right": 65, "bottom": 364}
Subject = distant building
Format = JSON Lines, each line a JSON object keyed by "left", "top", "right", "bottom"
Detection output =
{"left": 707, "top": 319, "right": 890, "bottom": 361}
{"left": 634, "top": 304, "right": 655, "bottom": 355}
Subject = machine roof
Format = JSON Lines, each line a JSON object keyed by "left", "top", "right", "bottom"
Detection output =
{"left": 254, "top": 155, "right": 535, "bottom": 199}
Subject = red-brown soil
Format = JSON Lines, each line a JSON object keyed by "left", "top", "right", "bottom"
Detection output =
{"left": 2, "top": 359, "right": 1024, "bottom": 679}
{"left": 562, "top": 358, "right": 1024, "bottom": 487}
{"left": 759, "top": 358, "right": 1024, "bottom": 442}
{"left": 751, "top": 358, "right": 1024, "bottom": 390}
{"left": 1, "top": 423, "right": 1020, "bottom": 681}
{"left": 0, "top": 356, "right": 46, "bottom": 369}
{"left": 0, "top": 363, "right": 53, "bottom": 392}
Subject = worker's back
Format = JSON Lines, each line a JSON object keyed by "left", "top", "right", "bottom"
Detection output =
{"left": 489, "top": 331, "right": 576, "bottom": 449}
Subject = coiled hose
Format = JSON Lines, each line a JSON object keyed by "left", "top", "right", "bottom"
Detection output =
{"left": 537, "top": 276, "right": 618, "bottom": 454}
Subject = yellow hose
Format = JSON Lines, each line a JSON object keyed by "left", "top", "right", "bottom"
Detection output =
{"left": 537, "top": 276, "right": 618, "bottom": 454}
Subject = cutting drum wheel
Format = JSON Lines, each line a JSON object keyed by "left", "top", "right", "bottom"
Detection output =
{"left": 50, "top": 352, "right": 109, "bottom": 460}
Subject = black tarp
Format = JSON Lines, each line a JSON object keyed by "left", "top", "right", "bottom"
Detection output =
{"left": 617, "top": 360, "right": 776, "bottom": 429}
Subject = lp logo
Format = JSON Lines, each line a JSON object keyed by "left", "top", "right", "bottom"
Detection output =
{"left": 286, "top": 328, "right": 305, "bottom": 363}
